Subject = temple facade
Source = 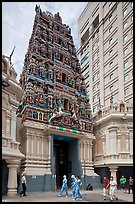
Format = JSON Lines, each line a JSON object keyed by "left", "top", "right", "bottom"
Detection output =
{"left": 17, "top": 5, "right": 100, "bottom": 191}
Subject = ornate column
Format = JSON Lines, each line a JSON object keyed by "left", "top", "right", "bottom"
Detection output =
{"left": 117, "top": 130, "right": 121, "bottom": 153}
{"left": 6, "top": 111, "right": 11, "bottom": 137}
{"left": 48, "top": 135, "right": 52, "bottom": 160}
{"left": 108, "top": 126, "right": 117, "bottom": 154}
{"left": 6, "top": 160, "right": 20, "bottom": 197}
{"left": 126, "top": 131, "right": 129, "bottom": 152}
{"left": 10, "top": 107, "right": 17, "bottom": 141}
{"left": 79, "top": 140, "right": 82, "bottom": 161}
{"left": 89, "top": 142, "right": 92, "bottom": 162}
{"left": 102, "top": 136, "right": 105, "bottom": 155}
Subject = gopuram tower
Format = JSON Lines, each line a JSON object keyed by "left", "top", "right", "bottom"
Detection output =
{"left": 17, "top": 5, "right": 100, "bottom": 191}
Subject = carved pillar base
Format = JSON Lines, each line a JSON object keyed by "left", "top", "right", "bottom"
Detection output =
{"left": 6, "top": 161, "right": 20, "bottom": 197}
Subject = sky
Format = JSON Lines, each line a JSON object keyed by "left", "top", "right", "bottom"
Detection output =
{"left": 2, "top": 2, "right": 88, "bottom": 82}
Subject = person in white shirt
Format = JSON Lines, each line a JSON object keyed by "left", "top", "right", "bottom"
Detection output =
{"left": 109, "top": 176, "right": 118, "bottom": 201}
{"left": 20, "top": 173, "right": 27, "bottom": 196}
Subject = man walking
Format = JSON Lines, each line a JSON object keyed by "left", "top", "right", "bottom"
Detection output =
{"left": 120, "top": 175, "right": 126, "bottom": 193}
{"left": 103, "top": 175, "right": 110, "bottom": 200}
{"left": 128, "top": 176, "right": 133, "bottom": 194}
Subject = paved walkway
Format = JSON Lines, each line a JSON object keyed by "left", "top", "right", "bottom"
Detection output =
{"left": 2, "top": 189, "right": 133, "bottom": 202}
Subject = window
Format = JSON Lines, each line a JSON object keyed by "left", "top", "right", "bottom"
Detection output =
{"left": 131, "top": 2, "right": 133, "bottom": 8}
{"left": 97, "top": 61, "right": 100, "bottom": 67}
{"left": 109, "top": 26, "right": 113, "bottom": 33}
{"left": 93, "top": 107, "right": 96, "bottom": 113}
{"left": 110, "top": 73, "right": 113, "bottom": 80}
{"left": 109, "top": 15, "right": 112, "bottom": 22}
{"left": 93, "top": 86, "right": 96, "bottom": 92}
{"left": 131, "top": 29, "right": 133, "bottom": 35}
{"left": 84, "top": 71, "right": 89, "bottom": 80}
{"left": 109, "top": 37, "right": 113, "bottom": 44}
{"left": 81, "top": 62, "right": 89, "bottom": 73}
{"left": 97, "top": 82, "right": 100, "bottom": 88}
{"left": 110, "top": 85, "right": 113, "bottom": 91}
{"left": 93, "top": 75, "right": 96, "bottom": 81}
{"left": 131, "top": 15, "right": 133, "bottom": 22}
{"left": 123, "top": 8, "right": 127, "bottom": 17}
{"left": 109, "top": 3, "right": 112, "bottom": 9}
{"left": 123, "top": 35, "right": 128, "bottom": 43}
{"left": 109, "top": 61, "right": 113, "bottom": 68}
{"left": 93, "top": 65, "right": 96, "bottom": 71}
{"left": 124, "top": 88, "right": 129, "bottom": 95}
{"left": 124, "top": 75, "right": 128, "bottom": 81}
{"left": 124, "top": 61, "right": 128, "bottom": 68}
{"left": 123, "top": 47, "right": 128, "bottom": 55}
{"left": 81, "top": 52, "right": 89, "bottom": 65}
{"left": 109, "top": 49, "right": 113, "bottom": 56}
{"left": 93, "top": 96, "right": 96, "bottom": 102}
{"left": 123, "top": 21, "right": 128, "bottom": 30}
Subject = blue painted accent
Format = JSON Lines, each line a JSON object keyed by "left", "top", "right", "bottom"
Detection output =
{"left": 53, "top": 134, "right": 76, "bottom": 142}
{"left": 25, "top": 175, "right": 53, "bottom": 192}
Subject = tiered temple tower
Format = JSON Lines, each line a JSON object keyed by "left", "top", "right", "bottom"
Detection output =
{"left": 17, "top": 5, "right": 100, "bottom": 191}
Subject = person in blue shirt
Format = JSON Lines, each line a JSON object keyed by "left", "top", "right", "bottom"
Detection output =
{"left": 58, "top": 175, "right": 68, "bottom": 197}
{"left": 71, "top": 175, "right": 76, "bottom": 200}
{"left": 74, "top": 175, "right": 83, "bottom": 201}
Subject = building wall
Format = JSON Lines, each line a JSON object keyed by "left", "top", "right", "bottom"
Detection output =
{"left": 2, "top": 55, "right": 25, "bottom": 196}
{"left": 78, "top": 2, "right": 133, "bottom": 113}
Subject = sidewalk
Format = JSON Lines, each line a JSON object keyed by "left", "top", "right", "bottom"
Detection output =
{"left": 2, "top": 189, "right": 133, "bottom": 202}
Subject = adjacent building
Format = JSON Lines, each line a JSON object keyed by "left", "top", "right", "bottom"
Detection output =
{"left": 78, "top": 2, "right": 133, "bottom": 184}
{"left": 2, "top": 55, "right": 25, "bottom": 196}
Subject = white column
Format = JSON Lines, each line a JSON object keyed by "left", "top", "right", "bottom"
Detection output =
{"left": 42, "top": 137, "right": 44, "bottom": 158}
{"left": 109, "top": 166, "right": 118, "bottom": 181}
{"left": 6, "top": 111, "right": 11, "bottom": 137}
{"left": 31, "top": 136, "right": 34, "bottom": 156}
{"left": 6, "top": 160, "right": 20, "bottom": 197}
{"left": 48, "top": 135, "right": 51, "bottom": 160}
{"left": 26, "top": 133, "right": 29, "bottom": 156}
{"left": 129, "top": 130, "right": 133, "bottom": 155}
{"left": 117, "top": 133, "right": 121, "bottom": 153}
{"left": 10, "top": 110, "right": 16, "bottom": 141}
{"left": 87, "top": 142, "right": 90, "bottom": 161}
{"left": 89, "top": 143, "right": 92, "bottom": 162}
{"left": 126, "top": 133, "right": 129, "bottom": 152}
{"left": 79, "top": 141, "right": 82, "bottom": 160}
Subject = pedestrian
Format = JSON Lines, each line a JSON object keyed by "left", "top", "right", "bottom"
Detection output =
{"left": 128, "top": 176, "right": 133, "bottom": 194}
{"left": 17, "top": 173, "right": 20, "bottom": 194}
{"left": 109, "top": 176, "right": 118, "bottom": 201}
{"left": 58, "top": 175, "right": 68, "bottom": 197}
{"left": 71, "top": 175, "right": 76, "bottom": 200}
{"left": 103, "top": 175, "right": 110, "bottom": 200}
{"left": 20, "top": 173, "right": 27, "bottom": 197}
{"left": 120, "top": 175, "right": 126, "bottom": 193}
{"left": 74, "top": 175, "right": 83, "bottom": 201}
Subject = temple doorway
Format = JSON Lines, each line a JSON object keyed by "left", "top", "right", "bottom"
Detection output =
{"left": 53, "top": 135, "right": 81, "bottom": 189}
